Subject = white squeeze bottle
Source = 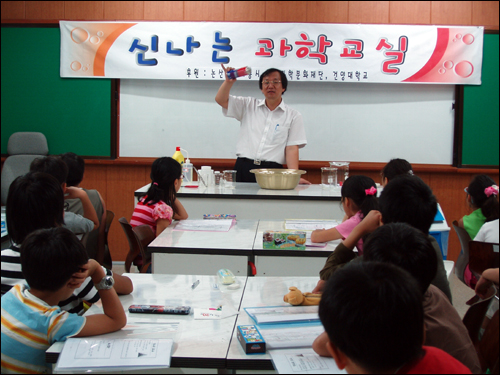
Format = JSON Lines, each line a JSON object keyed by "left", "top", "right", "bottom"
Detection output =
{"left": 183, "top": 157, "right": 193, "bottom": 183}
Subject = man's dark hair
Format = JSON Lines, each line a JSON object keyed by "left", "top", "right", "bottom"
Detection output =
{"left": 379, "top": 175, "right": 437, "bottom": 234}
{"left": 30, "top": 155, "right": 68, "bottom": 185}
{"left": 61, "top": 152, "right": 85, "bottom": 187}
{"left": 259, "top": 68, "right": 288, "bottom": 93}
{"left": 7, "top": 172, "right": 65, "bottom": 244}
{"left": 381, "top": 158, "right": 413, "bottom": 181}
{"left": 21, "top": 227, "right": 89, "bottom": 292}
{"left": 319, "top": 261, "right": 424, "bottom": 373}
{"left": 363, "top": 223, "right": 438, "bottom": 293}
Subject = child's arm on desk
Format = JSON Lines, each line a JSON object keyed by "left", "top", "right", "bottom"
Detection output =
{"left": 74, "top": 260, "right": 127, "bottom": 337}
{"left": 311, "top": 227, "right": 342, "bottom": 243}
{"left": 172, "top": 198, "right": 188, "bottom": 220}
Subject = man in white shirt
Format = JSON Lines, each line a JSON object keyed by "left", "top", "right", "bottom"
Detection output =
{"left": 215, "top": 65, "right": 309, "bottom": 183}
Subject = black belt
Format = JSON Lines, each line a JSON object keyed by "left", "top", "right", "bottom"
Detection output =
{"left": 238, "top": 157, "right": 282, "bottom": 168}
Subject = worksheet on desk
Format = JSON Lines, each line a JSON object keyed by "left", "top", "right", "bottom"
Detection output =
{"left": 269, "top": 348, "right": 345, "bottom": 374}
{"left": 173, "top": 219, "right": 235, "bottom": 232}
{"left": 258, "top": 323, "right": 324, "bottom": 349}
{"left": 285, "top": 220, "right": 339, "bottom": 231}
{"left": 55, "top": 338, "right": 173, "bottom": 371}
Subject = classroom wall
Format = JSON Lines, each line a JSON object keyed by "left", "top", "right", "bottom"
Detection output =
{"left": 2, "top": 1, "right": 499, "bottom": 264}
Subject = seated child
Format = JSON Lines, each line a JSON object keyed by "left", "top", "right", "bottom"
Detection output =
{"left": 311, "top": 175, "right": 378, "bottom": 254}
{"left": 1, "top": 172, "right": 132, "bottom": 314}
{"left": 30, "top": 155, "right": 99, "bottom": 235}
{"left": 459, "top": 175, "right": 498, "bottom": 239}
{"left": 459, "top": 175, "right": 498, "bottom": 287}
{"left": 314, "top": 223, "right": 480, "bottom": 373}
{"left": 61, "top": 152, "right": 107, "bottom": 263}
{"left": 131, "top": 156, "right": 188, "bottom": 236}
{"left": 317, "top": 261, "right": 471, "bottom": 374}
{"left": 380, "top": 158, "right": 413, "bottom": 186}
{"left": 315, "top": 175, "right": 451, "bottom": 302}
{"left": 1, "top": 227, "right": 127, "bottom": 374}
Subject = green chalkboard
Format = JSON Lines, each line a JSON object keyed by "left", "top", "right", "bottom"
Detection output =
{"left": 461, "top": 32, "right": 499, "bottom": 167}
{"left": 1, "top": 27, "right": 112, "bottom": 157}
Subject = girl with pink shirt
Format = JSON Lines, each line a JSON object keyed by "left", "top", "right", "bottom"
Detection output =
{"left": 311, "top": 175, "right": 378, "bottom": 254}
{"left": 130, "top": 157, "right": 188, "bottom": 236}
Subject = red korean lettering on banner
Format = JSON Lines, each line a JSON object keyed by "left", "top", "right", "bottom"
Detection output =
{"left": 255, "top": 39, "right": 274, "bottom": 57}
{"left": 376, "top": 36, "right": 408, "bottom": 74}
{"left": 340, "top": 40, "right": 364, "bottom": 59}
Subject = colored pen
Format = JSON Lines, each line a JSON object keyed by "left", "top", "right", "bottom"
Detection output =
{"left": 191, "top": 280, "right": 200, "bottom": 289}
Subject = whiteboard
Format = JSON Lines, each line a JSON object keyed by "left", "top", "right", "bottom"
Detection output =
{"left": 120, "top": 79, "right": 455, "bottom": 164}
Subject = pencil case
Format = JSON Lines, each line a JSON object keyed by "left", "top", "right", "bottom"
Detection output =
{"left": 237, "top": 325, "right": 266, "bottom": 354}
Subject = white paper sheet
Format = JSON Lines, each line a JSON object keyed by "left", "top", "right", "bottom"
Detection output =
{"left": 259, "top": 324, "right": 325, "bottom": 349}
{"left": 269, "top": 348, "right": 346, "bottom": 374}
{"left": 285, "top": 220, "right": 339, "bottom": 231}
{"left": 55, "top": 338, "right": 173, "bottom": 371}
{"left": 244, "top": 306, "right": 319, "bottom": 324}
{"left": 173, "top": 219, "right": 235, "bottom": 232}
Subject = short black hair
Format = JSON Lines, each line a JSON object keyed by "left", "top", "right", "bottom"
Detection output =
{"left": 21, "top": 227, "right": 89, "bottom": 292}
{"left": 363, "top": 223, "right": 438, "bottom": 293}
{"left": 259, "top": 68, "right": 288, "bottom": 94}
{"left": 341, "top": 175, "right": 379, "bottom": 217}
{"left": 381, "top": 158, "right": 413, "bottom": 181}
{"left": 319, "top": 261, "right": 424, "bottom": 373}
{"left": 7, "top": 172, "right": 65, "bottom": 244}
{"left": 30, "top": 155, "right": 68, "bottom": 185}
{"left": 61, "top": 152, "right": 85, "bottom": 187}
{"left": 379, "top": 175, "right": 437, "bottom": 234}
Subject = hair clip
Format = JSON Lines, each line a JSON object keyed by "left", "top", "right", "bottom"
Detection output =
{"left": 484, "top": 185, "right": 498, "bottom": 197}
{"left": 153, "top": 182, "right": 159, "bottom": 186}
{"left": 365, "top": 186, "right": 377, "bottom": 196}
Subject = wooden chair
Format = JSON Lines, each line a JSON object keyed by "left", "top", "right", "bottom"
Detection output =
{"left": 132, "top": 224, "right": 155, "bottom": 273}
{"left": 100, "top": 210, "right": 114, "bottom": 269}
{"left": 468, "top": 241, "right": 500, "bottom": 278}
{"left": 462, "top": 285, "right": 497, "bottom": 346}
{"left": 452, "top": 220, "right": 472, "bottom": 283}
{"left": 118, "top": 217, "right": 142, "bottom": 273}
{"left": 477, "top": 309, "right": 499, "bottom": 374}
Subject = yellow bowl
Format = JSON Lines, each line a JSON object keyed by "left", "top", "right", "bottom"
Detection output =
{"left": 250, "top": 169, "right": 306, "bottom": 190}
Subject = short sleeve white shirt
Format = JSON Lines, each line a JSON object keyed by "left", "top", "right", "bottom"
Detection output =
{"left": 222, "top": 95, "right": 307, "bottom": 165}
{"left": 474, "top": 219, "right": 499, "bottom": 243}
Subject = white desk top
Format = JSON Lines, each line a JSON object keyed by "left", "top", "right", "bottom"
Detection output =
{"left": 149, "top": 219, "right": 259, "bottom": 255}
{"left": 226, "top": 276, "right": 320, "bottom": 370}
{"left": 136, "top": 182, "right": 342, "bottom": 200}
{"left": 47, "top": 273, "right": 247, "bottom": 369}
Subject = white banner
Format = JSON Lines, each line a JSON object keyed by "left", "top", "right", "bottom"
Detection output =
{"left": 60, "top": 21, "right": 484, "bottom": 84}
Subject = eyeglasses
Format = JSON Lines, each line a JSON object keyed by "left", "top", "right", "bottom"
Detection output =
{"left": 262, "top": 80, "right": 281, "bottom": 86}
{"left": 464, "top": 187, "right": 468, "bottom": 194}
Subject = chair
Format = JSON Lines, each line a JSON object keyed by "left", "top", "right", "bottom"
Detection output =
{"left": 468, "top": 241, "right": 500, "bottom": 278}
{"left": 100, "top": 210, "right": 114, "bottom": 269}
{"left": 132, "top": 224, "right": 155, "bottom": 273}
{"left": 462, "top": 285, "right": 497, "bottom": 346}
{"left": 477, "top": 309, "right": 499, "bottom": 374}
{"left": 1, "top": 132, "right": 49, "bottom": 205}
{"left": 118, "top": 217, "right": 141, "bottom": 273}
{"left": 452, "top": 220, "right": 472, "bottom": 283}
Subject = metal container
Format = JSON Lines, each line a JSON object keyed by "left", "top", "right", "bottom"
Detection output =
{"left": 250, "top": 169, "right": 306, "bottom": 190}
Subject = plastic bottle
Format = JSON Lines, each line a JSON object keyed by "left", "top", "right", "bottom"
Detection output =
{"left": 227, "top": 67, "right": 251, "bottom": 80}
{"left": 183, "top": 157, "right": 193, "bottom": 183}
{"left": 172, "top": 147, "right": 184, "bottom": 166}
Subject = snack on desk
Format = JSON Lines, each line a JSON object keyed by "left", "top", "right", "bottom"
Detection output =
{"left": 237, "top": 325, "right": 266, "bottom": 354}
{"left": 263, "top": 231, "right": 307, "bottom": 250}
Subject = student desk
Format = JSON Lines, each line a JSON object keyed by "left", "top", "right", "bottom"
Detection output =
{"left": 148, "top": 220, "right": 340, "bottom": 276}
{"left": 47, "top": 273, "right": 247, "bottom": 371}
{"left": 135, "top": 182, "right": 343, "bottom": 220}
{"left": 226, "top": 275, "right": 320, "bottom": 371}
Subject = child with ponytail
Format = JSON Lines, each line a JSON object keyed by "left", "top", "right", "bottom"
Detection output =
{"left": 131, "top": 157, "right": 188, "bottom": 236}
{"left": 311, "top": 175, "right": 379, "bottom": 254}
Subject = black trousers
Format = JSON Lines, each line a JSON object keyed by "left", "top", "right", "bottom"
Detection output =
{"left": 234, "top": 157, "right": 283, "bottom": 182}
